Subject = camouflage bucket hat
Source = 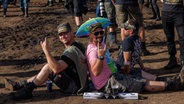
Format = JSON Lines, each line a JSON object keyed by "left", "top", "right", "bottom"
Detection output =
{"left": 87, "top": 23, "right": 103, "bottom": 33}
{"left": 121, "top": 19, "right": 136, "bottom": 30}
{"left": 57, "top": 22, "right": 72, "bottom": 34}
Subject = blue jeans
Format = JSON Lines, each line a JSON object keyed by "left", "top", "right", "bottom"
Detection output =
{"left": 1, "top": 0, "right": 8, "bottom": 9}
{"left": 96, "top": 2, "right": 107, "bottom": 17}
{"left": 162, "top": 11, "right": 184, "bottom": 61}
{"left": 19, "top": 0, "right": 29, "bottom": 8}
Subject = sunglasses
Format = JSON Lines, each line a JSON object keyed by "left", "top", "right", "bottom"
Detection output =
{"left": 93, "top": 31, "right": 104, "bottom": 36}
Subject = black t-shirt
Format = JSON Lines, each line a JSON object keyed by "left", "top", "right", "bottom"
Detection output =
{"left": 162, "top": 0, "right": 184, "bottom": 12}
{"left": 116, "top": 34, "right": 142, "bottom": 69}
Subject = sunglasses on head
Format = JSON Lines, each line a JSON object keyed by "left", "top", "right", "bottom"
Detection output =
{"left": 93, "top": 31, "right": 104, "bottom": 36}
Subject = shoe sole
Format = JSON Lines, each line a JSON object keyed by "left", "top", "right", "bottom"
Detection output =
{"left": 4, "top": 78, "right": 14, "bottom": 91}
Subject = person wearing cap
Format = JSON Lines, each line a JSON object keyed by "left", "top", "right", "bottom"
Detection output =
{"left": 86, "top": 22, "right": 184, "bottom": 94}
{"left": 111, "top": 0, "right": 150, "bottom": 56}
{"left": 116, "top": 19, "right": 157, "bottom": 80}
{"left": 5, "top": 22, "right": 89, "bottom": 100}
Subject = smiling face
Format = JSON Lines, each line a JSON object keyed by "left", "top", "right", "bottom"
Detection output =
{"left": 58, "top": 31, "right": 74, "bottom": 47}
{"left": 89, "top": 27, "right": 104, "bottom": 45}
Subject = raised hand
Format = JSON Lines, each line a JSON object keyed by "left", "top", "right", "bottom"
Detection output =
{"left": 97, "top": 42, "right": 106, "bottom": 57}
{"left": 40, "top": 37, "right": 50, "bottom": 55}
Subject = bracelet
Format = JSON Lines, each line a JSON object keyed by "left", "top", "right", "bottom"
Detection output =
{"left": 97, "top": 56, "right": 104, "bottom": 60}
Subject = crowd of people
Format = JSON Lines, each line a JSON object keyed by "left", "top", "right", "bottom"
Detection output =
{"left": 2, "top": 0, "right": 184, "bottom": 101}
{"left": 0, "top": 0, "right": 64, "bottom": 17}
{"left": 0, "top": 0, "right": 30, "bottom": 17}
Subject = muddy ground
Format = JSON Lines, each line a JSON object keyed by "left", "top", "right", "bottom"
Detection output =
{"left": 0, "top": 0, "right": 183, "bottom": 104}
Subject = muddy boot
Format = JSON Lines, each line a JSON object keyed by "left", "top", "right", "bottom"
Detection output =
{"left": 47, "top": 0, "right": 53, "bottom": 7}
{"left": 165, "top": 76, "right": 183, "bottom": 91}
{"left": 4, "top": 78, "right": 27, "bottom": 91}
{"left": 24, "top": 8, "right": 28, "bottom": 17}
{"left": 141, "top": 42, "right": 150, "bottom": 56}
{"left": 164, "top": 56, "right": 179, "bottom": 70}
{"left": 8, "top": 82, "right": 37, "bottom": 100}
{"left": 107, "top": 32, "right": 119, "bottom": 49}
{"left": 3, "top": 8, "right": 7, "bottom": 17}
{"left": 155, "top": 17, "right": 161, "bottom": 21}
{"left": 20, "top": 8, "right": 25, "bottom": 16}
{"left": 165, "top": 66, "right": 184, "bottom": 91}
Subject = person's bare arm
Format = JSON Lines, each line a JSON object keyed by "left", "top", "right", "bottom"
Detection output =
{"left": 91, "top": 43, "right": 106, "bottom": 76}
{"left": 40, "top": 37, "right": 68, "bottom": 74}
{"left": 123, "top": 51, "right": 131, "bottom": 74}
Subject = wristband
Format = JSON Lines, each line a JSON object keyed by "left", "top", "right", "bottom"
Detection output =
{"left": 97, "top": 56, "right": 104, "bottom": 60}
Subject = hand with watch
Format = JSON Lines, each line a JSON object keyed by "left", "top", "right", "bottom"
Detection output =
{"left": 97, "top": 42, "right": 106, "bottom": 60}
{"left": 97, "top": 55, "right": 104, "bottom": 60}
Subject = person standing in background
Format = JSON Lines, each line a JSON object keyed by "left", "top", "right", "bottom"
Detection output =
{"left": 0, "top": 0, "right": 8, "bottom": 17}
{"left": 111, "top": 0, "right": 150, "bottom": 56}
{"left": 64, "top": 0, "right": 88, "bottom": 28}
{"left": 19, "top": 0, "right": 30, "bottom": 17}
{"left": 161, "top": 0, "right": 184, "bottom": 69}
{"left": 104, "top": 0, "right": 119, "bottom": 49}
{"left": 150, "top": 0, "right": 161, "bottom": 21}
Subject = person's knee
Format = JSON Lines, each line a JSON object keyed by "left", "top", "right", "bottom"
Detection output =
{"left": 144, "top": 81, "right": 165, "bottom": 92}
{"left": 42, "top": 63, "right": 52, "bottom": 73}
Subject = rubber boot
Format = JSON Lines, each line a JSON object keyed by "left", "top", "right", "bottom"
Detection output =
{"left": 107, "top": 32, "right": 119, "bottom": 49}
{"left": 3, "top": 8, "right": 7, "bottom": 17}
{"left": 25, "top": 8, "right": 28, "bottom": 17}
{"left": 164, "top": 56, "right": 179, "bottom": 69}
{"left": 4, "top": 78, "right": 28, "bottom": 91}
{"left": 9, "top": 82, "right": 37, "bottom": 100}
{"left": 20, "top": 8, "right": 25, "bottom": 16}
{"left": 165, "top": 66, "right": 184, "bottom": 91}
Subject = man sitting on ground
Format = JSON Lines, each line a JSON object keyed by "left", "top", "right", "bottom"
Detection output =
{"left": 5, "top": 22, "right": 89, "bottom": 100}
